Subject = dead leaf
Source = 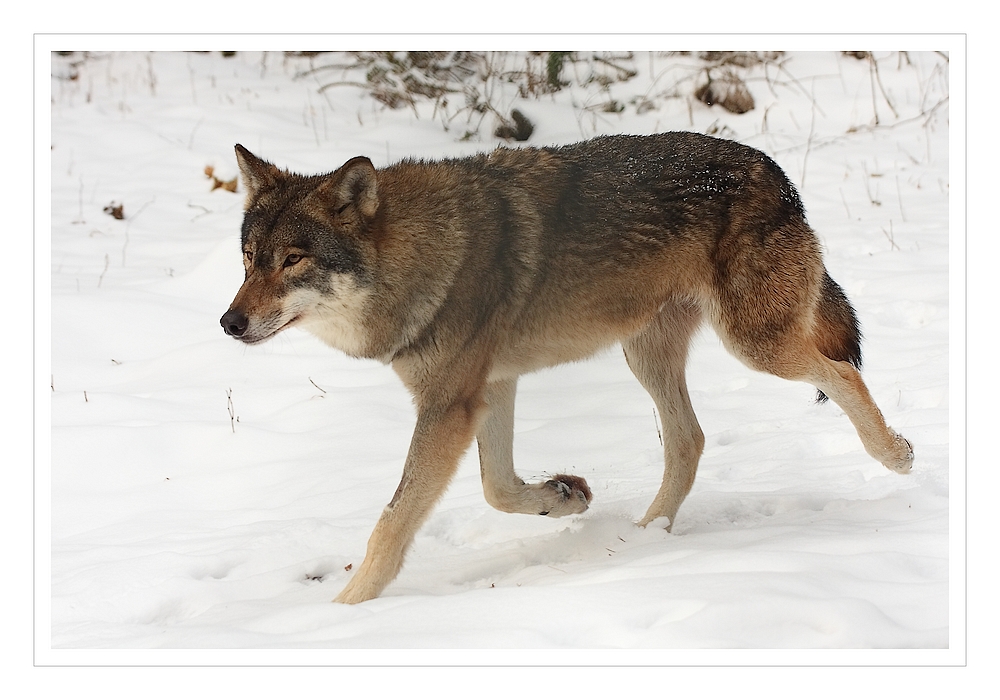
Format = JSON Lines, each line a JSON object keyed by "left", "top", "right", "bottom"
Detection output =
{"left": 216, "top": 176, "right": 238, "bottom": 192}
{"left": 205, "top": 165, "right": 238, "bottom": 193}
{"left": 103, "top": 202, "right": 124, "bottom": 219}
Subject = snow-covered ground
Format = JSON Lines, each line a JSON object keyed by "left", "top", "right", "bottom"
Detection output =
{"left": 41, "top": 45, "right": 960, "bottom": 662}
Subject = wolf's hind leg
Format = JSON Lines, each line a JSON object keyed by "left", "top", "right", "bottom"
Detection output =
{"left": 729, "top": 340, "right": 914, "bottom": 473}
{"left": 713, "top": 255, "right": 913, "bottom": 474}
{"left": 797, "top": 350, "right": 913, "bottom": 473}
{"left": 623, "top": 302, "right": 705, "bottom": 532}
{"left": 477, "top": 378, "right": 592, "bottom": 517}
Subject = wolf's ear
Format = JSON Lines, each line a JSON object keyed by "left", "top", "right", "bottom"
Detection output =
{"left": 315, "top": 156, "right": 379, "bottom": 219}
{"left": 234, "top": 144, "right": 281, "bottom": 203}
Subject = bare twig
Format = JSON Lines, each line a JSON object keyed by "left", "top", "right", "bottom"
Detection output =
{"left": 72, "top": 177, "right": 85, "bottom": 224}
{"left": 122, "top": 198, "right": 153, "bottom": 267}
{"left": 187, "top": 116, "right": 203, "bottom": 150}
{"left": 774, "top": 96, "right": 948, "bottom": 156}
{"left": 317, "top": 80, "right": 374, "bottom": 94}
{"left": 869, "top": 53, "right": 899, "bottom": 120}
{"left": 896, "top": 173, "right": 907, "bottom": 222}
{"left": 863, "top": 162, "right": 882, "bottom": 206}
{"left": 839, "top": 188, "right": 853, "bottom": 220}
{"left": 226, "top": 388, "right": 236, "bottom": 433}
{"left": 881, "top": 220, "right": 900, "bottom": 251}
{"left": 868, "top": 56, "right": 881, "bottom": 125}
{"left": 801, "top": 80, "right": 817, "bottom": 188}
{"left": 187, "top": 202, "right": 211, "bottom": 222}
{"left": 295, "top": 60, "right": 368, "bottom": 80}
{"left": 97, "top": 253, "right": 109, "bottom": 287}
{"left": 773, "top": 61, "right": 827, "bottom": 118}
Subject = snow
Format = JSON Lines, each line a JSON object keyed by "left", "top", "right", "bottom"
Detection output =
{"left": 42, "top": 46, "right": 959, "bottom": 663}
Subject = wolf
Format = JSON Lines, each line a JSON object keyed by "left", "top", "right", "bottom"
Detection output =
{"left": 221, "top": 132, "right": 913, "bottom": 604}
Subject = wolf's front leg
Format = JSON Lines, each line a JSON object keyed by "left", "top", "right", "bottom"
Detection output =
{"left": 334, "top": 395, "right": 486, "bottom": 604}
{"left": 477, "top": 378, "right": 592, "bottom": 518}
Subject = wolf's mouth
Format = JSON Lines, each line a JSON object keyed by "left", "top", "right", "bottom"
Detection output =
{"left": 239, "top": 314, "right": 302, "bottom": 345}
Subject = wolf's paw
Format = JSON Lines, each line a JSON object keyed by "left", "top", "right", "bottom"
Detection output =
{"left": 333, "top": 565, "right": 386, "bottom": 605}
{"left": 538, "top": 474, "right": 592, "bottom": 517}
{"left": 333, "top": 578, "right": 376, "bottom": 605}
{"left": 882, "top": 435, "right": 914, "bottom": 474}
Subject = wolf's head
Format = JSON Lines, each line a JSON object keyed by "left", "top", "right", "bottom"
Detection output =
{"left": 220, "top": 145, "right": 377, "bottom": 355}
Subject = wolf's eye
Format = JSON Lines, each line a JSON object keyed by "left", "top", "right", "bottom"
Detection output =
{"left": 283, "top": 254, "right": 303, "bottom": 268}
{"left": 243, "top": 250, "right": 252, "bottom": 263}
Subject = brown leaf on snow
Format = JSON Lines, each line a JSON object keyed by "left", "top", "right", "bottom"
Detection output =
{"left": 205, "top": 164, "right": 238, "bottom": 193}
{"left": 103, "top": 202, "right": 124, "bottom": 219}
{"left": 212, "top": 176, "right": 239, "bottom": 192}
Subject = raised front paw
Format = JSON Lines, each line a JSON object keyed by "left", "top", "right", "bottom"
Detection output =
{"left": 538, "top": 473, "right": 592, "bottom": 517}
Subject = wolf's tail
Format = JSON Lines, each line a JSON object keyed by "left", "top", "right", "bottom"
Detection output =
{"left": 813, "top": 271, "right": 863, "bottom": 403}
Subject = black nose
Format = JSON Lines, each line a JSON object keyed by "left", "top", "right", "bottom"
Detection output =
{"left": 220, "top": 309, "right": 248, "bottom": 337}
